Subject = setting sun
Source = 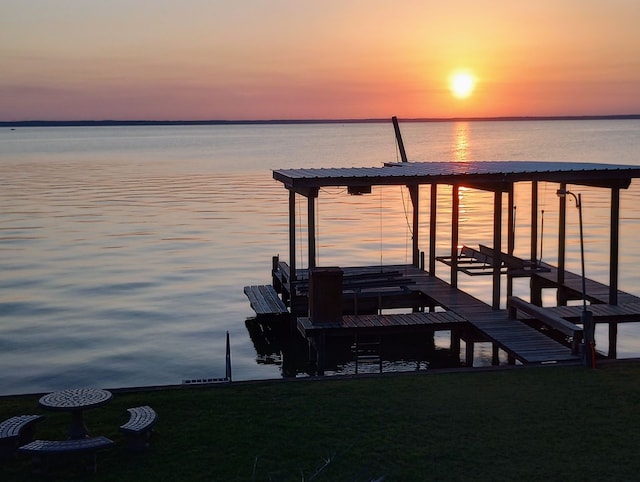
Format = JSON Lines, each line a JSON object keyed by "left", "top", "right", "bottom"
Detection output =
{"left": 450, "top": 71, "right": 476, "bottom": 99}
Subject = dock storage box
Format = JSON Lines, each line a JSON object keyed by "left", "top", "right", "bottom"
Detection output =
{"left": 308, "top": 267, "right": 343, "bottom": 324}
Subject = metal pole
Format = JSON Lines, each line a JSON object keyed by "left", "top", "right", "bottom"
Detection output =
{"left": 392, "top": 116, "right": 408, "bottom": 163}
{"left": 225, "top": 331, "right": 232, "bottom": 382}
{"left": 577, "top": 194, "right": 587, "bottom": 311}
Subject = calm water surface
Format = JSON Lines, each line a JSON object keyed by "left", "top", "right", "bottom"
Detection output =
{"left": 2, "top": 120, "right": 640, "bottom": 395}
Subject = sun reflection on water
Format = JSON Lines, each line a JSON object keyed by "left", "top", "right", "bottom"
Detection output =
{"left": 452, "top": 121, "right": 470, "bottom": 161}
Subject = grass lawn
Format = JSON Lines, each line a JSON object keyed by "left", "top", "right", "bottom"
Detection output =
{"left": 2, "top": 361, "right": 640, "bottom": 481}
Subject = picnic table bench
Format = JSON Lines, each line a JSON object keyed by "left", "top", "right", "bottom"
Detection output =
{"left": 120, "top": 405, "right": 157, "bottom": 451}
{"left": 437, "top": 244, "right": 549, "bottom": 277}
{"left": 0, "top": 414, "right": 43, "bottom": 459}
{"left": 18, "top": 436, "right": 115, "bottom": 474}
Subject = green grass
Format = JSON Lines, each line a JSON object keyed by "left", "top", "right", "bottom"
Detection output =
{"left": 2, "top": 361, "right": 640, "bottom": 481}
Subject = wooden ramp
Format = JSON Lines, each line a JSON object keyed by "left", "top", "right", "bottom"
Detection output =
{"left": 470, "top": 311, "right": 579, "bottom": 363}
{"left": 244, "top": 285, "right": 288, "bottom": 316}
{"left": 408, "top": 269, "right": 580, "bottom": 364}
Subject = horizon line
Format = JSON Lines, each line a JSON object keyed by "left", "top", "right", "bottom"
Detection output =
{"left": 2, "top": 114, "right": 640, "bottom": 127}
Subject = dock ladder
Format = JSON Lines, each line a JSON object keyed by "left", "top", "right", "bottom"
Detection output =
{"left": 352, "top": 335, "right": 382, "bottom": 374}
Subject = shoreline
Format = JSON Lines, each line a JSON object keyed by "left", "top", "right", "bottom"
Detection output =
{"left": 3, "top": 356, "right": 638, "bottom": 400}
{"left": 2, "top": 114, "right": 640, "bottom": 128}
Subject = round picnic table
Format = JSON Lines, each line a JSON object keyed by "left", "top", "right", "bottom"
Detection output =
{"left": 39, "top": 388, "right": 113, "bottom": 439}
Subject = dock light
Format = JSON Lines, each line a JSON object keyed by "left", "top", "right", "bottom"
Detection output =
{"left": 557, "top": 188, "right": 595, "bottom": 367}
{"left": 348, "top": 185, "right": 372, "bottom": 195}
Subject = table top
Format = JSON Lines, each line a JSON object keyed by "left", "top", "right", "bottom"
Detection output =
{"left": 39, "top": 388, "right": 113, "bottom": 411}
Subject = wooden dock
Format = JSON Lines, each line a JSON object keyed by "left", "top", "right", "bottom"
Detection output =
{"left": 247, "top": 148, "right": 640, "bottom": 374}
{"left": 290, "top": 265, "right": 583, "bottom": 366}
{"left": 255, "top": 259, "right": 640, "bottom": 368}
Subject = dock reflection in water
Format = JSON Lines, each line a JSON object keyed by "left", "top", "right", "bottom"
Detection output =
{"left": 245, "top": 316, "right": 462, "bottom": 377}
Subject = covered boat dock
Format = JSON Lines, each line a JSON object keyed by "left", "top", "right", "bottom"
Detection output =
{"left": 247, "top": 157, "right": 640, "bottom": 373}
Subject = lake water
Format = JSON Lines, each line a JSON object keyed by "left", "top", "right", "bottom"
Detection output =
{"left": 2, "top": 120, "right": 640, "bottom": 396}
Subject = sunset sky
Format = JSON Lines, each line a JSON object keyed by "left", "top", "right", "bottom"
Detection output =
{"left": 2, "top": 0, "right": 640, "bottom": 121}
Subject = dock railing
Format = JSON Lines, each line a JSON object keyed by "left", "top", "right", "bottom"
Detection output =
{"left": 508, "top": 296, "right": 583, "bottom": 355}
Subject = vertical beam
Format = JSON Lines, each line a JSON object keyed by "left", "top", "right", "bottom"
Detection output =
{"left": 465, "top": 339, "right": 474, "bottom": 367}
{"left": 507, "top": 184, "right": 515, "bottom": 255}
{"left": 429, "top": 184, "right": 438, "bottom": 276}
{"left": 288, "top": 189, "right": 297, "bottom": 284}
{"left": 610, "top": 187, "right": 620, "bottom": 305}
{"left": 609, "top": 323, "right": 618, "bottom": 359}
{"left": 451, "top": 185, "right": 460, "bottom": 288}
{"left": 507, "top": 185, "right": 515, "bottom": 299}
{"left": 307, "top": 189, "right": 318, "bottom": 269}
{"left": 492, "top": 345, "right": 500, "bottom": 366}
{"left": 315, "top": 334, "right": 326, "bottom": 376}
{"left": 492, "top": 190, "right": 502, "bottom": 310}
{"left": 409, "top": 184, "right": 419, "bottom": 267}
{"left": 450, "top": 329, "right": 461, "bottom": 361}
{"left": 531, "top": 181, "right": 539, "bottom": 263}
{"left": 557, "top": 183, "right": 567, "bottom": 305}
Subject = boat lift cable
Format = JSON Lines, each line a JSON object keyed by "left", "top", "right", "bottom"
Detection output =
{"left": 400, "top": 186, "right": 414, "bottom": 236}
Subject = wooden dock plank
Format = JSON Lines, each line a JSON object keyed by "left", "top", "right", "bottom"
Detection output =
{"left": 516, "top": 303, "right": 640, "bottom": 323}
{"left": 534, "top": 264, "right": 640, "bottom": 305}
{"left": 244, "top": 285, "right": 288, "bottom": 316}
{"left": 297, "top": 310, "right": 466, "bottom": 337}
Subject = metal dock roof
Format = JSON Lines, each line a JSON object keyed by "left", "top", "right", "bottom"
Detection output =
{"left": 273, "top": 160, "right": 640, "bottom": 190}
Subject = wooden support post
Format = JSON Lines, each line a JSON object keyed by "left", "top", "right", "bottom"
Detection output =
{"left": 557, "top": 182, "right": 567, "bottom": 305}
{"left": 610, "top": 187, "right": 620, "bottom": 305}
{"left": 531, "top": 181, "right": 538, "bottom": 263}
{"left": 508, "top": 185, "right": 515, "bottom": 255}
{"left": 465, "top": 339, "right": 474, "bottom": 367}
{"left": 507, "top": 185, "right": 515, "bottom": 299}
{"left": 530, "top": 277, "right": 543, "bottom": 306}
{"left": 288, "top": 189, "right": 297, "bottom": 291}
{"left": 530, "top": 181, "right": 540, "bottom": 306}
{"left": 316, "top": 334, "right": 326, "bottom": 376}
{"left": 492, "top": 190, "right": 502, "bottom": 310}
{"left": 609, "top": 323, "right": 618, "bottom": 359}
{"left": 307, "top": 189, "right": 318, "bottom": 270}
{"left": 492, "top": 344, "right": 500, "bottom": 366}
{"left": 429, "top": 184, "right": 437, "bottom": 276}
{"left": 507, "top": 353, "right": 516, "bottom": 365}
{"left": 451, "top": 185, "right": 460, "bottom": 288}
{"left": 409, "top": 184, "right": 419, "bottom": 267}
{"left": 450, "top": 330, "right": 460, "bottom": 360}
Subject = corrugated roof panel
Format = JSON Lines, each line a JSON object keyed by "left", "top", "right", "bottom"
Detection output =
{"left": 273, "top": 160, "right": 640, "bottom": 189}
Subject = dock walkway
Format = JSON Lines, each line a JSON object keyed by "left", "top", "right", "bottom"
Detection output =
{"left": 406, "top": 269, "right": 579, "bottom": 363}
{"left": 292, "top": 264, "right": 580, "bottom": 365}
{"left": 298, "top": 310, "right": 466, "bottom": 337}
{"left": 534, "top": 263, "right": 640, "bottom": 305}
